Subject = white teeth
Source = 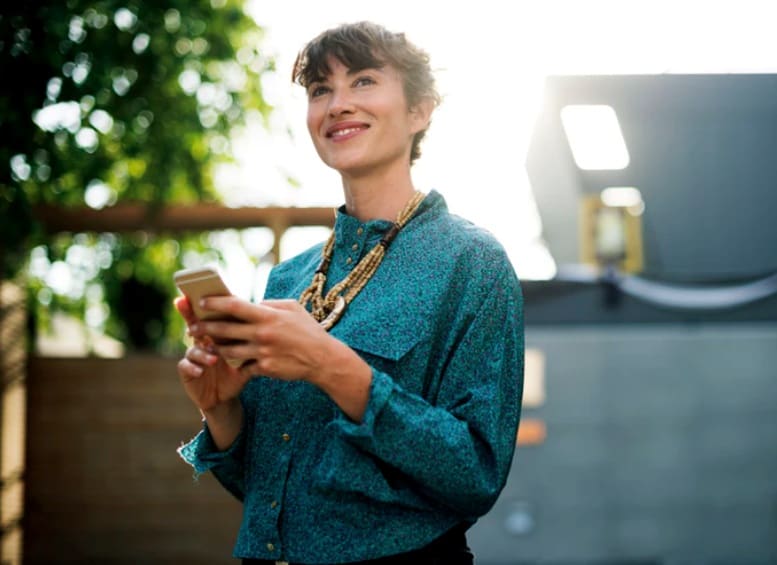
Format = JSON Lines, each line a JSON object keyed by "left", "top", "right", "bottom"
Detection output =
{"left": 331, "top": 127, "right": 362, "bottom": 137}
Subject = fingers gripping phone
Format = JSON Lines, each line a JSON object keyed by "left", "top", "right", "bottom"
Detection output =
{"left": 173, "top": 266, "right": 244, "bottom": 368}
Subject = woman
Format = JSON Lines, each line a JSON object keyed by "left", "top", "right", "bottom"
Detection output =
{"left": 176, "top": 21, "right": 524, "bottom": 565}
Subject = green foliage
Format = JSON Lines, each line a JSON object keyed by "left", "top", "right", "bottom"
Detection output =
{"left": 27, "top": 231, "right": 224, "bottom": 353}
{"left": 1, "top": 0, "right": 277, "bottom": 352}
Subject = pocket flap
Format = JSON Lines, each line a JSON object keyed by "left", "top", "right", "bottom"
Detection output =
{"left": 330, "top": 292, "right": 432, "bottom": 362}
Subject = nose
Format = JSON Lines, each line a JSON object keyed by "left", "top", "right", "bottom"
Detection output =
{"left": 327, "top": 87, "right": 355, "bottom": 117}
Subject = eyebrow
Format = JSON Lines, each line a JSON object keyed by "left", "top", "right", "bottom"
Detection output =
{"left": 347, "top": 65, "right": 385, "bottom": 77}
{"left": 310, "top": 65, "right": 385, "bottom": 85}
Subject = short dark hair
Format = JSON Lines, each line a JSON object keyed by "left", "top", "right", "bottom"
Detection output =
{"left": 292, "top": 21, "right": 440, "bottom": 164}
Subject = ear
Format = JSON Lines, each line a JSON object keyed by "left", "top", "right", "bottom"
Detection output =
{"left": 408, "top": 96, "right": 435, "bottom": 135}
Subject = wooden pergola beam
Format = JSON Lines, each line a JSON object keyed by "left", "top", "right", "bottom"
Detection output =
{"left": 32, "top": 203, "right": 336, "bottom": 233}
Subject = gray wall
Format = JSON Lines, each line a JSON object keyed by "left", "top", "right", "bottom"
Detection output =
{"left": 469, "top": 323, "right": 777, "bottom": 565}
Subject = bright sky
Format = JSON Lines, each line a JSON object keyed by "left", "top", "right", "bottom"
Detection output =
{"left": 215, "top": 0, "right": 777, "bottom": 283}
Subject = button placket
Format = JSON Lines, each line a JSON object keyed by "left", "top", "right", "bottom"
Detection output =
{"left": 348, "top": 224, "right": 366, "bottom": 265}
{"left": 268, "top": 428, "right": 293, "bottom": 562}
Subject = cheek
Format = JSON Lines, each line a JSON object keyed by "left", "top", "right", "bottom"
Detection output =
{"left": 306, "top": 106, "right": 322, "bottom": 138}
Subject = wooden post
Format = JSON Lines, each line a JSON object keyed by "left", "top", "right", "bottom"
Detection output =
{"left": 0, "top": 279, "right": 26, "bottom": 565}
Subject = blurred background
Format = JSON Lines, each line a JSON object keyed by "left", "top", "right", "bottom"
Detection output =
{"left": 1, "top": 0, "right": 776, "bottom": 563}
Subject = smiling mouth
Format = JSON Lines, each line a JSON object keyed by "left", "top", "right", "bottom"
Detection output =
{"left": 327, "top": 125, "right": 369, "bottom": 139}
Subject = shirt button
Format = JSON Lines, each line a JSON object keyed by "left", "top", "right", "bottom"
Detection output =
{"left": 271, "top": 500, "right": 278, "bottom": 508}
{"left": 345, "top": 257, "right": 352, "bottom": 265}
{"left": 282, "top": 433, "right": 290, "bottom": 442}
{"left": 351, "top": 243, "right": 358, "bottom": 251}
{"left": 267, "top": 542, "right": 275, "bottom": 552}
{"left": 357, "top": 227, "right": 364, "bottom": 235}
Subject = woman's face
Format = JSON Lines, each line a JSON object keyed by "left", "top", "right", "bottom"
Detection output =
{"left": 306, "top": 56, "right": 429, "bottom": 178}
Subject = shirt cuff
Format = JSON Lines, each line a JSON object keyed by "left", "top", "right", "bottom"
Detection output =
{"left": 177, "top": 421, "right": 245, "bottom": 476}
{"left": 331, "top": 367, "right": 394, "bottom": 441}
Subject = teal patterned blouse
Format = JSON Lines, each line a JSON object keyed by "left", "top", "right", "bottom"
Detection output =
{"left": 178, "top": 190, "right": 524, "bottom": 564}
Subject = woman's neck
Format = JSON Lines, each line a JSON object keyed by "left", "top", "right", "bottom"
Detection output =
{"left": 341, "top": 169, "right": 417, "bottom": 223}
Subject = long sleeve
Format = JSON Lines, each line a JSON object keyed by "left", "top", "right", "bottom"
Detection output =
{"left": 177, "top": 410, "right": 248, "bottom": 501}
{"left": 321, "top": 264, "right": 524, "bottom": 520}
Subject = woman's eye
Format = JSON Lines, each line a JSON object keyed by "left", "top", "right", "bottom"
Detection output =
{"left": 354, "top": 76, "right": 375, "bottom": 87}
{"left": 310, "top": 85, "right": 329, "bottom": 98}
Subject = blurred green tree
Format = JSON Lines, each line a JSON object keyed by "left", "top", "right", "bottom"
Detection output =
{"left": 0, "top": 0, "right": 276, "bottom": 352}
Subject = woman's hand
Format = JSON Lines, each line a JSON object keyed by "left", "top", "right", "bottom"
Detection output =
{"left": 175, "top": 296, "right": 251, "bottom": 413}
{"left": 189, "top": 296, "right": 373, "bottom": 422}
{"left": 187, "top": 297, "right": 332, "bottom": 382}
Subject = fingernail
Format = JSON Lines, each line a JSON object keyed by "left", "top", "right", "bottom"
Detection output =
{"left": 190, "top": 324, "right": 198, "bottom": 333}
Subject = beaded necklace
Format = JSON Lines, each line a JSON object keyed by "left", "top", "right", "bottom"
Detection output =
{"left": 299, "top": 191, "right": 426, "bottom": 330}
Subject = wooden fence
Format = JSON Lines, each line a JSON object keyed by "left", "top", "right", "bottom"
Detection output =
{"left": 25, "top": 356, "right": 241, "bottom": 564}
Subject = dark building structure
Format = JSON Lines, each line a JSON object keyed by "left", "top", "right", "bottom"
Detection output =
{"left": 468, "top": 74, "right": 777, "bottom": 564}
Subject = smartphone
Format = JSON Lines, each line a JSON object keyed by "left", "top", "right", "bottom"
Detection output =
{"left": 173, "top": 266, "right": 244, "bottom": 368}
{"left": 173, "top": 266, "right": 233, "bottom": 321}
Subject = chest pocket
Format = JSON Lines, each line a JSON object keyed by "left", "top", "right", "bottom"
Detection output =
{"left": 340, "top": 324, "right": 426, "bottom": 387}
{"left": 330, "top": 296, "right": 433, "bottom": 396}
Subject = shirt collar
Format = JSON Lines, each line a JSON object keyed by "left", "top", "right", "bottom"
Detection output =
{"left": 333, "top": 190, "right": 446, "bottom": 246}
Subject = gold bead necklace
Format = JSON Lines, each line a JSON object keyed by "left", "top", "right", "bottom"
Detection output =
{"left": 299, "top": 191, "right": 426, "bottom": 330}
